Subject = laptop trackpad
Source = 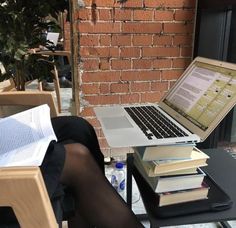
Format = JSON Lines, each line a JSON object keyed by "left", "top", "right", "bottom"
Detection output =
{"left": 102, "top": 116, "right": 133, "bottom": 129}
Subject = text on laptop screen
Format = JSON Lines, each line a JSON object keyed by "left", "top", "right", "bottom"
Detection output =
{"left": 163, "top": 62, "right": 236, "bottom": 131}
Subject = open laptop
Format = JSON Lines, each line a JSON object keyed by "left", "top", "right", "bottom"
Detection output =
{"left": 43, "top": 32, "right": 59, "bottom": 50}
{"left": 94, "top": 57, "right": 236, "bottom": 147}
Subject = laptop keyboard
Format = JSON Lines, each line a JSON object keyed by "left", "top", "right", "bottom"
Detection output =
{"left": 124, "top": 106, "right": 188, "bottom": 140}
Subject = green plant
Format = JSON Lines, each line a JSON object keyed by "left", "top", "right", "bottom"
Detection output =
{"left": 0, "top": 0, "right": 69, "bottom": 90}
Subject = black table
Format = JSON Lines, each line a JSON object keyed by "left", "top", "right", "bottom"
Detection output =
{"left": 126, "top": 149, "right": 236, "bottom": 228}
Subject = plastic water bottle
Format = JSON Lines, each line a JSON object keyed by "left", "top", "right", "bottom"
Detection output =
{"left": 111, "top": 162, "right": 126, "bottom": 199}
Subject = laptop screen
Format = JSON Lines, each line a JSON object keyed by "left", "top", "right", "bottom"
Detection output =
{"left": 162, "top": 61, "right": 236, "bottom": 132}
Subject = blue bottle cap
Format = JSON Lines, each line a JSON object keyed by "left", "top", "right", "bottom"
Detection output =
{"left": 115, "top": 162, "right": 124, "bottom": 169}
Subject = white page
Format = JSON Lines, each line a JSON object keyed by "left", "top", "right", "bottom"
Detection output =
{"left": 167, "top": 66, "right": 217, "bottom": 112}
{"left": 0, "top": 104, "right": 57, "bottom": 167}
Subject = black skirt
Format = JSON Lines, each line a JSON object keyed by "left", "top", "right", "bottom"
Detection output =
{"left": 41, "top": 116, "right": 104, "bottom": 200}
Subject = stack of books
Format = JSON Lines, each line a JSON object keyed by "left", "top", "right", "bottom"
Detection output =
{"left": 133, "top": 144, "right": 210, "bottom": 207}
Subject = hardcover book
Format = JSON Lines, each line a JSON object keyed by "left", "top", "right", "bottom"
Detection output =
{"left": 133, "top": 153, "right": 206, "bottom": 193}
{"left": 134, "top": 143, "right": 195, "bottom": 161}
{"left": 157, "top": 182, "right": 209, "bottom": 207}
{"left": 135, "top": 147, "right": 209, "bottom": 175}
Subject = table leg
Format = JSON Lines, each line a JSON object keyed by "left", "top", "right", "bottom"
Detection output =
{"left": 126, "top": 153, "right": 133, "bottom": 209}
{"left": 219, "top": 221, "right": 232, "bottom": 228}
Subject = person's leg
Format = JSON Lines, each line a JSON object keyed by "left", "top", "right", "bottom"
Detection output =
{"left": 51, "top": 116, "right": 143, "bottom": 227}
{"left": 60, "top": 143, "right": 143, "bottom": 228}
{"left": 51, "top": 116, "right": 104, "bottom": 172}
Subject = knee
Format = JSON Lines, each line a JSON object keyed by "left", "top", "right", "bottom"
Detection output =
{"left": 65, "top": 143, "right": 92, "bottom": 165}
{"left": 61, "top": 143, "right": 94, "bottom": 183}
{"left": 64, "top": 143, "right": 101, "bottom": 175}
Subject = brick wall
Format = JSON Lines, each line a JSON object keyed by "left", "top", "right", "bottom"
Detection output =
{"left": 77, "top": 0, "right": 196, "bottom": 157}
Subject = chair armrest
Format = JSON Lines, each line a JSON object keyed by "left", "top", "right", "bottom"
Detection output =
{"left": 0, "top": 91, "right": 59, "bottom": 117}
{"left": 35, "top": 50, "right": 71, "bottom": 64}
{"left": 0, "top": 79, "right": 15, "bottom": 92}
{"left": 0, "top": 167, "right": 58, "bottom": 228}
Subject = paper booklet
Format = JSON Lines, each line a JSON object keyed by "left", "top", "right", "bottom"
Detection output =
{"left": 0, "top": 104, "right": 57, "bottom": 167}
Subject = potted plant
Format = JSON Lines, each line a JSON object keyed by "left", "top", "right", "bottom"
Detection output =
{"left": 0, "top": 0, "right": 69, "bottom": 90}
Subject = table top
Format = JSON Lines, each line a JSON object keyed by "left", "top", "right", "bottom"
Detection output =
{"left": 34, "top": 50, "right": 71, "bottom": 57}
{"left": 133, "top": 149, "right": 236, "bottom": 226}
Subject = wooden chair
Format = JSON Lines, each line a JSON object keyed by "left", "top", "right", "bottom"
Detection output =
{"left": 0, "top": 57, "right": 64, "bottom": 113}
{"left": 37, "top": 58, "right": 62, "bottom": 113}
{"left": 0, "top": 78, "right": 15, "bottom": 92}
{"left": 0, "top": 91, "right": 60, "bottom": 228}
{"left": 36, "top": 50, "right": 72, "bottom": 113}
{"left": 0, "top": 91, "right": 58, "bottom": 117}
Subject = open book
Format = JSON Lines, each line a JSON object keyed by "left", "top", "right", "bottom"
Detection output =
{"left": 0, "top": 104, "right": 57, "bottom": 167}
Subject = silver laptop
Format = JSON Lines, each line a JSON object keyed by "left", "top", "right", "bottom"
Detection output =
{"left": 94, "top": 57, "right": 236, "bottom": 148}
{"left": 43, "top": 32, "right": 59, "bottom": 49}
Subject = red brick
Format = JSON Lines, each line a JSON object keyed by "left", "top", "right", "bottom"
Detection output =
{"left": 172, "top": 58, "right": 191, "bottom": 68}
{"left": 132, "top": 59, "right": 153, "bottom": 69}
{"left": 64, "top": 41, "right": 70, "bottom": 52}
{"left": 143, "top": 47, "right": 179, "bottom": 57}
{"left": 77, "top": 8, "right": 91, "bottom": 20}
{"left": 96, "top": 128, "right": 105, "bottom": 138}
{"left": 131, "top": 82, "right": 150, "bottom": 92}
{"left": 83, "top": 0, "right": 119, "bottom": 7}
{"left": 154, "top": 10, "right": 174, "bottom": 21}
{"left": 120, "top": 47, "right": 141, "bottom": 58}
{"left": 123, "top": 0, "right": 143, "bottom": 8}
{"left": 133, "top": 35, "right": 153, "bottom": 46}
{"left": 100, "top": 35, "right": 111, "bottom": 46}
{"left": 99, "top": 9, "right": 112, "bottom": 21}
{"left": 86, "top": 118, "right": 101, "bottom": 128}
{"left": 164, "top": 22, "right": 194, "bottom": 34}
{"left": 98, "top": 138, "right": 110, "bottom": 149}
{"left": 162, "top": 70, "right": 183, "bottom": 80}
{"left": 173, "top": 35, "right": 192, "bottom": 45}
{"left": 120, "top": 93, "right": 140, "bottom": 104}
{"left": 78, "top": 22, "right": 121, "bottom": 33}
{"left": 85, "top": 95, "right": 120, "bottom": 105}
{"left": 153, "top": 59, "right": 172, "bottom": 69}
{"left": 80, "top": 34, "right": 99, "bottom": 46}
{"left": 83, "top": 59, "right": 99, "bottom": 70}
{"left": 80, "top": 47, "right": 119, "bottom": 58}
{"left": 114, "top": 9, "right": 132, "bottom": 21}
{"left": 110, "top": 83, "right": 129, "bottom": 93}
{"left": 121, "top": 71, "right": 161, "bottom": 81}
{"left": 111, "top": 35, "right": 132, "bottom": 46}
{"left": 153, "top": 35, "right": 172, "bottom": 45}
{"left": 100, "top": 83, "right": 110, "bottom": 94}
{"left": 175, "top": 9, "right": 195, "bottom": 21}
{"left": 122, "top": 22, "right": 162, "bottom": 34}
{"left": 144, "top": 0, "right": 196, "bottom": 8}
{"left": 80, "top": 107, "right": 95, "bottom": 117}
{"left": 82, "top": 72, "right": 120, "bottom": 82}
{"left": 141, "top": 92, "right": 163, "bottom": 103}
{"left": 181, "top": 47, "right": 193, "bottom": 57}
{"left": 111, "top": 59, "right": 131, "bottom": 70}
{"left": 151, "top": 82, "right": 169, "bottom": 91}
{"left": 99, "top": 59, "right": 110, "bottom": 70}
{"left": 81, "top": 83, "right": 100, "bottom": 94}
{"left": 133, "top": 10, "right": 154, "bottom": 21}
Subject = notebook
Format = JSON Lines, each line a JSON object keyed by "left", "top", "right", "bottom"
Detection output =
{"left": 94, "top": 57, "right": 236, "bottom": 147}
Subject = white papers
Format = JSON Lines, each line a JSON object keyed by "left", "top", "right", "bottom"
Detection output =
{"left": 0, "top": 104, "right": 57, "bottom": 167}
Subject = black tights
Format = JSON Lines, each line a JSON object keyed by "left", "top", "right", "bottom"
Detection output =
{"left": 51, "top": 116, "right": 143, "bottom": 228}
